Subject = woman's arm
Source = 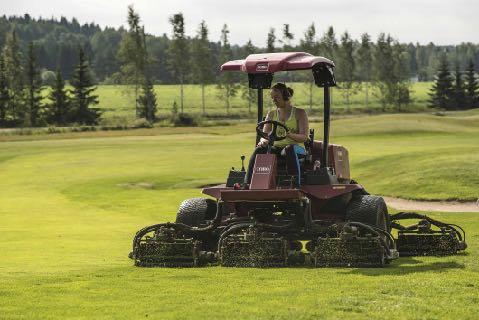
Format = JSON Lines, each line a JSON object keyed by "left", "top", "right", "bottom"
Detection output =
{"left": 286, "top": 108, "right": 309, "bottom": 143}
{"left": 257, "top": 110, "right": 273, "bottom": 146}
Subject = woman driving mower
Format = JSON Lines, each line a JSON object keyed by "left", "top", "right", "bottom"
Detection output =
{"left": 245, "top": 82, "right": 309, "bottom": 187}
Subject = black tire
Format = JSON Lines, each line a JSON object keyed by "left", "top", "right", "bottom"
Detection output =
{"left": 345, "top": 195, "right": 389, "bottom": 231}
{"left": 175, "top": 198, "right": 217, "bottom": 227}
{"left": 321, "top": 193, "right": 353, "bottom": 214}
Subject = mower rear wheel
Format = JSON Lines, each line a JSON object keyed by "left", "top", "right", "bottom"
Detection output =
{"left": 175, "top": 198, "right": 217, "bottom": 227}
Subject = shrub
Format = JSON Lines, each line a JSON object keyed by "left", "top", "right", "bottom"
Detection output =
{"left": 99, "top": 115, "right": 130, "bottom": 130}
{"left": 131, "top": 118, "right": 153, "bottom": 128}
{"left": 171, "top": 113, "right": 199, "bottom": 127}
{"left": 47, "top": 126, "right": 62, "bottom": 134}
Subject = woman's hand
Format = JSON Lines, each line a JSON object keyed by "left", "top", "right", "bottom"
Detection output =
{"left": 257, "top": 138, "right": 269, "bottom": 147}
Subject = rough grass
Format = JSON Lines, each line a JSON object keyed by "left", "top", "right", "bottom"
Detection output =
{"left": 1, "top": 111, "right": 478, "bottom": 319}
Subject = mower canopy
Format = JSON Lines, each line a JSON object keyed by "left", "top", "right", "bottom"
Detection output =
{"left": 221, "top": 52, "right": 334, "bottom": 73}
{"left": 221, "top": 52, "right": 336, "bottom": 89}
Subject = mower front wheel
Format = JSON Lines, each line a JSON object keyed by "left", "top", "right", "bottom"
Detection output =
{"left": 175, "top": 197, "right": 217, "bottom": 227}
{"left": 345, "top": 195, "right": 389, "bottom": 231}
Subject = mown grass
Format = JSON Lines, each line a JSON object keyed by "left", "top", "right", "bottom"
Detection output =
{"left": 0, "top": 111, "right": 478, "bottom": 319}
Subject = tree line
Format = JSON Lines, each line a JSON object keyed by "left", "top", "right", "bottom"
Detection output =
{"left": 0, "top": 30, "right": 100, "bottom": 127}
{"left": 1, "top": 13, "right": 477, "bottom": 84}
{"left": 0, "top": 9, "right": 478, "bottom": 127}
{"left": 429, "top": 56, "right": 479, "bottom": 110}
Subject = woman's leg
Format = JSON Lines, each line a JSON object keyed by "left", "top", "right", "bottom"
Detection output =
{"left": 245, "top": 146, "right": 268, "bottom": 184}
{"left": 282, "top": 144, "right": 306, "bottom": 187}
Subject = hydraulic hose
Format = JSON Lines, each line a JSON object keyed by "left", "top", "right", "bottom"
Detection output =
{"left": 341, "top": 221, "right": 397, "bottom": 258}
{"left": 390, "top": 212, "right": 465, "bottom": 242}
{"left": 131, "top": 204, "right": 225, "bottom": 259}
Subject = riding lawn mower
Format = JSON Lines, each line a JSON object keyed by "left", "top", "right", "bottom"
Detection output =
{"left": 128, "top": 52, "right": 467, "bottom": 267}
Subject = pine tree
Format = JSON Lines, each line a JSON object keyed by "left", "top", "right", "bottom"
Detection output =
{"left": 24, "top": 42, "right": 43, "bottom": 126}
{"left": 464, "top": 60, "right": 479, "bottom": 108}
{"left": 117, "top": 5, "right": 149, "bottom": 117}
{"left": 137, "top": 77, "right": 157, "bottom": 121}
{"left": 428, "top": 55, "right": 454, "bottom": 109}
{"left": 336, "top": 31, "right": 356, "bottom": 111}
{"left": 47, "top": 68, "right": 70, "bottom": 125}
{"left": 167, "top": 13, "right": 189, "bottom": 113}
{"left": 217, "top": 24, "right": 238, "bottom": 114}
{"left": 452, "top": 62, "right": 466, "bottom": 109}
{"left": 391, "top": 42, "right": 412, "bottom": 111}
{"left": 281, "top": 24, "right": 294, "bottom": 51}
{"left": 241, "top": 39, "right": 257, "bottom": 114}
{"left": 320, "top": 26, "right": 338, "bottom": 62}
{"left": 191, "top": 21, "right": 214, "bottom": 115}
{"left": 70, "top": 47, "right": 101, "bottom": 124}
{"left": 300, "top": 23, "right": 318, "bottom": 54}
{"left": 0, "top": 54, "right": 9, "bottom": 125}
{"left": 373, "top": 33, "right": 394, "bottom": 111}
{"left": 267, "top": 28, "right": 276, "bottom": 53}
{"left": 356, "top": 33, "right": 372, "bottom": 108}
{"left": 2, "top": 30, "right": 24, "bottom": 124}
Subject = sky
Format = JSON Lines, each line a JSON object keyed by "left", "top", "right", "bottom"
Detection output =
{"left": 1, "top": 0, "right": 478, "bottom": 46}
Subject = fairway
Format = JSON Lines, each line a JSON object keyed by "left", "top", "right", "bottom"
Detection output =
{"left": 1, "top": 112, "right": 478, "bottom": 319}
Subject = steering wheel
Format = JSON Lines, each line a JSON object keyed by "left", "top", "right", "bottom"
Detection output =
{"left": 256, "top": 120, "right": 289, "bottom": 145}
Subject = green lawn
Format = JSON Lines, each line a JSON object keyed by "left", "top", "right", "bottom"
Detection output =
{"left": 41, "top": 81, "right": 434, "bottom": 121}
{"left": 1, "top": 111, "right": 478, "bottom": 319}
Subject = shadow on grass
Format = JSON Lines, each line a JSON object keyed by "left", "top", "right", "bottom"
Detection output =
{"left": 342, "top": 257, "right": 465, "bottom": 276}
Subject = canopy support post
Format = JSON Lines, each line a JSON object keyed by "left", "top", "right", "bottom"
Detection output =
{"left": 256, "top": 88, "right": 263, "bottom": 145}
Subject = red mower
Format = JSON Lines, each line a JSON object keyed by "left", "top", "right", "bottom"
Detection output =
{"left": 129, "top": 52, "right": 466, "bottom": 267}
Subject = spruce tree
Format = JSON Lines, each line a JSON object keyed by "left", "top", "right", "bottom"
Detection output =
{"left": 70, "top": 47, "right": 100, "bottom": 125}
{"left": 47, "top": 68, "right": 70, "bottom": 125}
{"left": 136, "top": 26, "right": 157, "bottom": 122}
{"left": 464, "top": 60, "right": 479, "bottom": 108}
{"left": 191, "top": 21, "right": 214, "bottom": 115}
{"left": 167, "top": 13, "right": 189, "bottom": 113}
{"left": 0, "top": 54, "right": 9, "bottom": 125}
{"left": 137, "top": 77, "right": 157, "bottom": 121}
{"left": 452, "top": 62, "right": 466, "bottom": 109}
{"left": 24, "top": 42, "right": 43, "bottom": 126}
{"left": 428, "top": 55, "right": 454, "bottom": 109}
{"left": 2, "top": 30, "right": 24, "bottom": 124}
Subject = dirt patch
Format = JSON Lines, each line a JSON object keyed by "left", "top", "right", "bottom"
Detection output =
{"left": 383, "top": 196, "right": 479, "bottom": 213}
{"left": 117, "top": 182, "right": 156, "bottom": 189}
